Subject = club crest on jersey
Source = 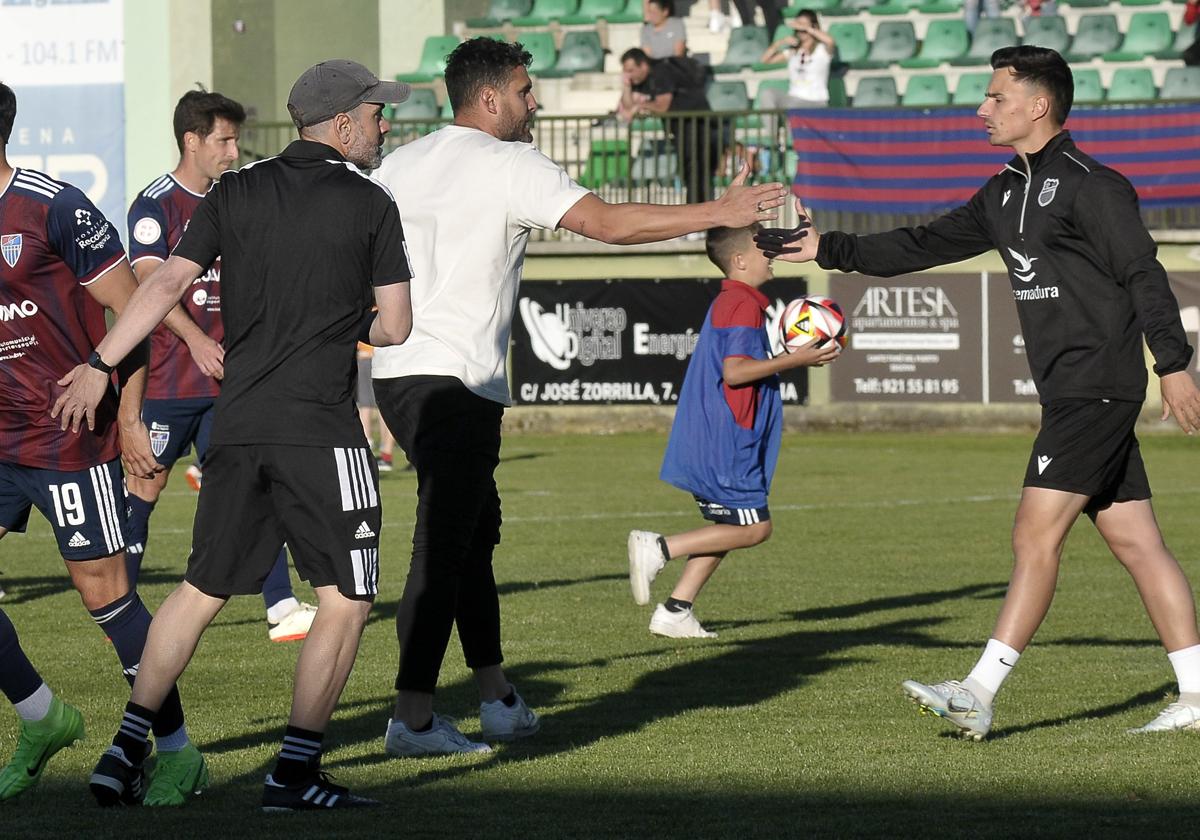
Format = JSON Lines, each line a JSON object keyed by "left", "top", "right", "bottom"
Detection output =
{"left": 1038, "top": 178, "right": 1059, "bottom": 207}
{"left": 1, "top": 234, "right": 21, "bottom": 268}
{"left": 150, "top": 427, "right": 170, "bottom": 458}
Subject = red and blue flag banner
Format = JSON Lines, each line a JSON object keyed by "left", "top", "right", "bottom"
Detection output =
{"left": 788, "top": 104, "right": 1200, "bottom": 213}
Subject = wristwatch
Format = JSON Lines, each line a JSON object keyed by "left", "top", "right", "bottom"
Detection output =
{"left": 87, "top": 350, "right": 114, "bottom": 375}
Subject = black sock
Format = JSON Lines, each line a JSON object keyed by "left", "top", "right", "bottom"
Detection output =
{"left": 657, "top": 536, "right": 670, "bottom": 562}
{"left": 664, "top": 597, "right": 692, "bottom": 613}
{"left": 501, "top": 689, "right": 516, "bottom": 708}
{"left": 411, "top": 717, "right": 433, "bottom": 733}
{"left": 273, "top": 725, "right": 323, "bottom": 784}
{"left": 113, "top": 701, "right": 155, "bottom": 764}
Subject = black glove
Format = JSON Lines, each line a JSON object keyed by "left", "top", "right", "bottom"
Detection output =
{"left": 754, "top": 218, "right": 812, "bottom": 259}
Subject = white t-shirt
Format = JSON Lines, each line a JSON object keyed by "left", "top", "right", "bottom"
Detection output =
{"left": 786, "top": 43, "right": 832, "bottom": 104}
{"left": 372, "top": 125, "right": 591, "bottom": 405}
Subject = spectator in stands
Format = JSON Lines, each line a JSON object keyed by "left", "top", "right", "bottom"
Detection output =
{"left": 1184, "top": 0, "right": 1200, "bottom": 65}
{"left": 620, "top": 47, "right": 722, "bottom": 205}
{"left": 643, "top": 0, "right": 687, "bottom": 59}
{"left": 964, "top": 0, "right": 1000, "bottom": 35}
{"left": 1021, "top": 0, "right": 1057, "bottom": 27}
{"left": 758, "top": 9, "right": 836, "bottom": 109}
{"left": 708, "top": 0, "right": 740, "bottom": 33}
{"left": 732, "top": 0, "right": 783, "bottom": 40}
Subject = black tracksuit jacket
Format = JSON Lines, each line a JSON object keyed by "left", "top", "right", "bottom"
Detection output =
{"left": 816, "top": 130, "right": 1193, "bottom": 404}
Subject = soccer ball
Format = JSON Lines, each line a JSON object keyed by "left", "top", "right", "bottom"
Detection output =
{"left": 779, "top": 296, "right": 847, "bottom": 351}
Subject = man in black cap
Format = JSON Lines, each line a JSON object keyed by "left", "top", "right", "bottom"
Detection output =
{"left": 55, "top": 59, "right": 414, "bottom": 811}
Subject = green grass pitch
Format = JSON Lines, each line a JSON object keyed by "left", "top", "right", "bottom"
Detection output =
{"left": 4, "top": 430, "right": 1200, "bottom": 837}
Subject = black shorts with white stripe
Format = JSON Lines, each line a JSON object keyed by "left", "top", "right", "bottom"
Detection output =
{"left": 185, "top": 444, "right": 381, "bottom": 599}
{"left": 0, "top": 457, "right": 127, "bottom": 560}
{"left": 693, "top": 496, "right": 771, "bottom": 526}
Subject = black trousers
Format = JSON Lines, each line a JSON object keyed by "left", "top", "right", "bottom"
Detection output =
{"left": 732, "top": 0, "right": 782, "bottom": 35}
{"left": 374, "top": 375, "right": 504, "bottom": 694}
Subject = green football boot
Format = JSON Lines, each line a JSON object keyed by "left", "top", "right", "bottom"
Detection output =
{"left": 0, "top": 696, "right": 85, "bottom": 800}
{"left": 144, "top": 742, "right": 209, "bottom": 806}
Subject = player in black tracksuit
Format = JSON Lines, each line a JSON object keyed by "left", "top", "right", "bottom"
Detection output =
{"left": 760, "top": 46, "right": 1200, "bottom": 739}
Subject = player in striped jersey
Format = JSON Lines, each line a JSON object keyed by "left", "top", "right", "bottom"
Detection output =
{"left": 0, "top": 83, "right": 202, "bottom": 804}
{"left": 125, "top": 90, "right": 316, "bottom": 643}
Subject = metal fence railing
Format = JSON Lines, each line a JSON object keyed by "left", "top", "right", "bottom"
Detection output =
{"left": 239, "top": 110, "right": 1200, "bottom": 241}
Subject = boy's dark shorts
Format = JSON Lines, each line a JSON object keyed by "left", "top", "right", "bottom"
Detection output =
{"left": 693, "top": 496, "right": 771, "bottom": 526}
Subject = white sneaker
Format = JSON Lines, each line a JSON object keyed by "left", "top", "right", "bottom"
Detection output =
{"left": 480, "top": 685, "right": 540, "bottom": 742}
{"left": 649, "top": 604, "right": 717, "bottom": 639}
{"left": 185, "top": 464, "right": 203, "bottom": 491}
{"left": 628, "top": 530, "right": 666, "bottom": 606}
{"left": 1127, "top": 701, "right": 1200, "bottom": 734}
{"left": 268, "top": 602, "right": 317, "bottom": 642}
{"left": 901, "top": 679, "right": 992, "bottom": 741}
{"left": 384, "top": 714, "right": 493, "bottom": 757}
{"left": 708, "top": 9, "right": 727, "bottom": 32}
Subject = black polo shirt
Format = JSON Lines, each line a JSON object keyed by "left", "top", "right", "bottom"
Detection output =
{"left": 174, "top": 139, "right": 411, "bottom": 447}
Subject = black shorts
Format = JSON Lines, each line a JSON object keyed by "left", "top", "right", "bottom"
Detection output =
{"left": 1023, "top": 398, "right": 1150, "bottom": 514}
{"left": 693, "top": 496, "right": 771, "bottom": 526}
{"left": 185, "top": 443, "right": 381, "bottom": 599}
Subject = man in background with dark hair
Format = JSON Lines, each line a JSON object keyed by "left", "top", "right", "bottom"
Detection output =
{"left": 372, "top": 36, "right": 787, "bottom": 757}
{"left": 125, "top": 90, "right": 316, "bottom": 646}
{"left": 759, "top": 46, "right": 1200, "bottom": 740}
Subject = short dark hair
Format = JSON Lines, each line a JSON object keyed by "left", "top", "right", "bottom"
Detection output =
{"left": 445, "top": 37, "right": 533, "bottom": 114}
{"left": 0, "top": 83, "right": 16, "bottom": 145}
{"left": 620, "top": 47, "right": 651, "bottom": 66}
{"left": 794, "top": 8, "right": 820, "bottom": 27}
{"left": 646, "top": 0, "right": 675, "bottom": 14}
{"left": 991, "top": 46, "right": 1073, "bottom": 125}
{"left": 173, "top": 89, "right": 246, "bottom": 153}
{"left": 705, "top": 224, "right": 760, "bottom": 276}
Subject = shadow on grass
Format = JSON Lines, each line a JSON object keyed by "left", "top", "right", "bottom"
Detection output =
{"left": 0, "top": 568, "right": 184, "bottom": 606}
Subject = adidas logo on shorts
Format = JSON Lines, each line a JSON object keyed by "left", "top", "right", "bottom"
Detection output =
{"left": 354, "top": 521, "right": 376, "bottom": 540}
{"left": 67, "top": 531, "right": 91, "bottom": 548}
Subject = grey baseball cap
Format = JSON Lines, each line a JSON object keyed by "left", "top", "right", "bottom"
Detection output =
{"left": 287, "top": 59, "right": 411, "bottom": 128}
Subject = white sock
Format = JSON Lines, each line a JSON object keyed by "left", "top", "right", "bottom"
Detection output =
{"left": 964, "top": 638, "right": 1021, "bottom": 707}
{"left": 14, "top": 682, "right": 53, "bottom": 722}
{"left": 266, "top": 597, "right": 300, "bottom": 624}
{"left": 155, "top": 724, "right": 191, "bottom": 753}
{"left": 1167, "top": 643, "right": 1200, "bottom": 696}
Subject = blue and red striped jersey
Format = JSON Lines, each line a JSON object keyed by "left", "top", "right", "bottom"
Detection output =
{"left": 0, "top": 168, "right": 125, "bottom": 470}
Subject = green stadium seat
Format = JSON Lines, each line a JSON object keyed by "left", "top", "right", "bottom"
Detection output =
{"left": 867, "top": 3, "right": 910, "bottom": 15}
{"left": 541, "top": 30, "right": 605, "bottom": 77}
{"left": 1061, "top": 0, "right": 1108, "bottom": 6}
{"left": 577, "top": 139, "right": 629, "bottom": 189}
{"left": 1072, "top": 67, "right": 1104, "bottom": 103}
{"left": 1104, "top": 12, "right": 1173, "bottom": 61}
{"left": 391, "top": 88, "right": 440, "bottom": 121}
{"left": 783, "top": 0, "right": 841, "bottom": 12}
{"left": 1154, "top": 23, "right": 1200, "bottom": 59}
{"left": 560, "top": 0, "right": 625, "bottom": 24}
{"left": 859, "top": 21, "right": 917, "bottom": 68}
{"left": 753, "top": 77, "right": 791, "bottom": 105}
{"left": 900, "top": 19, "right": 969, "bottom": 68}
{"left": 828, "top": 22, "right": 869, "bottom": 64}
{"left": 519, "top": 31, "right": 558, "bottom": 75}
{"left": 853, "top": 76, "right": 900, "bottom": 106}
{"left": 842, "top": 0, "right": 886, "bottom": 10}
{"left": 1021, "top": 15, "right": 1069, "bottom": 53}
{"left": 952, "top": 18, "right": 1018, "bottom": 65}
{"left": 708, "top": 80, "right": 752, "bottom": 111}
{"left": 514, "top": 0, "right": 579, "bottom": 26}
{"left": 630, "top": 138, "right": 679, "bottom": 186}
{"left": 902, "top": 74, "right": 950, "bottom": 106}
{"left": 466, "top": 0, "right": 533, "bottom": 27}
{"left": 714, "top": 26, "right": 770, "bottom": 73}
{"left": 918, "top": 0, "right": 963, "bottom": 11}
{"left": 1160, "top": 66, "right": 1200, "bottom": 100}
{"left": 953, "top": 71, "right": 991, "bottom": 104}
{"left": 603, "top": 0, "right": 645, "bottom": 23}
{"left": 396, "top": 35, "right": 461, "bottom": 83}
{"left": 1119, "top": 0, "right": 1163, "bottom": 6}
{"left": 1106, "top": 67, "right": 1156, "bottom": 101}
{"left": 1066, "top": 14, "right": 1121, "bottom": 60}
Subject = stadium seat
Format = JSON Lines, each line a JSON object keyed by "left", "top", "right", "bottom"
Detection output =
{"left": 902, "top": 74, "right": 950, "bottom": 106}
{"left": 918, "top": 0, "right": 963, "bottom": 11}
{"left": 1154, "top": 23, "right": 1200, "bottom": 59}
{"left": 1060, "top": 0, "right": 1108, "bottom": 6}
{"left": 577, "top": 139, "right": 629, "bottom": 189}
{"left": 1119, "top": 0, "right": 1163, "bottom": 6}
{"left": 900, "top": 19, "right": 969, "bottom": 68}
{"left": 1071, "top": 67, "right": 1104, "bottom": 103}
{"left": 602, "top": 0, "right": 645, "bottom": 23}
{"left": 520, "top": 31, "right": 559, "bottom": 75}
{"left": 1066, "top": 14, "right": 1121, "bottom": 60}
{"left": 560, "top": 0, "right": 626, "bottom": 24}
{"left": 396, "top": 35, "right": 461, "bottom": 83}
{"left": 1106, "top": 67, "right": 1156, "bottom": 101}
{"left": 513, "top": 0, "right": 580, "bottom": 26}
{"left": 828, "top": 22, "right": 869, "bottom": 64}
{"left": 859, "top": 21, "right": 917, "bottom": 69}
{"left": 630, "top": 138, "right": 679, "bottom": 186}
{"left": 541, "top": 30, "right": 605, "bottom": 77}
{"left": 466, "top": 0, "right": 533, "bottom": 27}
{"left": 1021, "top": 16, "right": 1069, "bottom": 53}
{"left": 868, "top": 2, "right": 910, "bottom": 15}
{"left": 1104, "top": 12, "right": 1173, "bottom": 61}
{"left": 391, "top": 89, "right": 440, "bottom": 121}
{"left": 953, "top": 71, "right": 991, "bottom": 104}
{"left": 1160, "top": 66, "right": 1200, "bottom": 100}
{"left": 707, "top": 80, "right": 752, "bottom": 111}
{"left": 714, "top": 26, "right": 770, "bottom": 73}
{"left": 783, "top": 0, "right": 841, "bottom": 12}
{"left": 853, "top": 76, "right": 900, "bottom": 106}
{"left": 952, "top": 18, "right": 1018, "bottom": 65}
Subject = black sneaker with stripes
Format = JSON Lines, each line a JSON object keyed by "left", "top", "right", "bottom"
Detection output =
{"left": 261, "top": 772, "right": 380, "bottom": 811}
{"left": 90, "top": 746, "right": 146, "bottom": 806}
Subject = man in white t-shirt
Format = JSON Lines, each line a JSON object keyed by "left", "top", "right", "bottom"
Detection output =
{"left": 372, "top": 36, "right": 789, "bottom": 757}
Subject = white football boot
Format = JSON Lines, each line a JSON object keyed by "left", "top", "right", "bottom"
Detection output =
{"left": 649, "top": 604, "right": 717, "bottom": 639}
{"left": 628, "top": 530, "right": 667, "bottom": 606}
{"left": 901, "top": 679, "right": 992, "bottom": 741}
{"left": 1127, "top": 701, "right": 1200, "bottom": 734}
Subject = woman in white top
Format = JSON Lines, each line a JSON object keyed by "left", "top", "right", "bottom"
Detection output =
{"left": 758, "top": 9, "right": 836, "bottom": 108}
{"left": 641, "top": 0, "right": 687, "bottom": 59}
